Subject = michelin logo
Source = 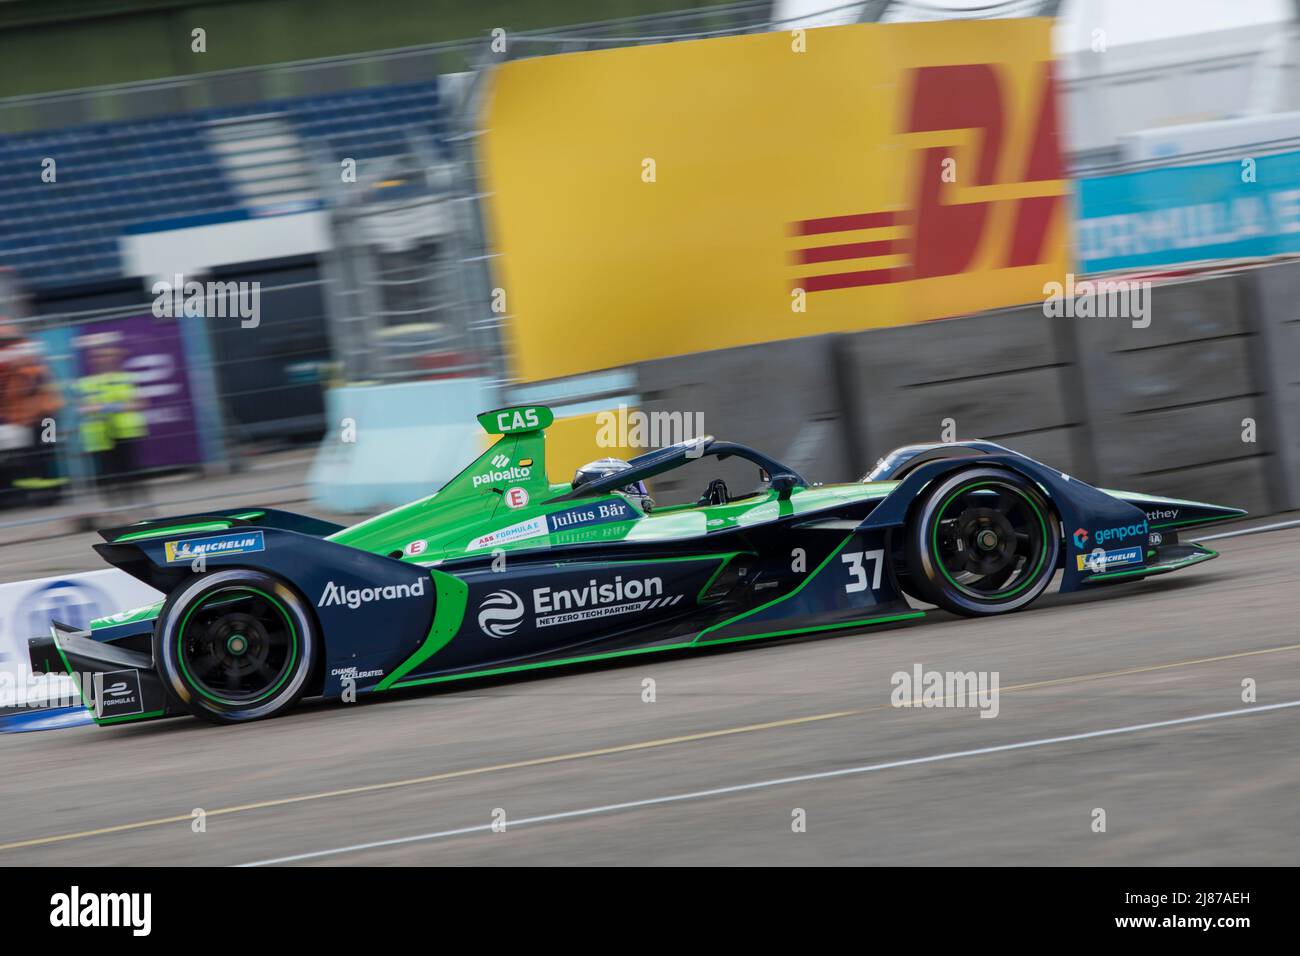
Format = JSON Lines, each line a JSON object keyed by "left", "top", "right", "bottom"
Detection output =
{"left": 318, "top": 576, "right": 426, "bottom": 609}
{"left": 1077, "top": 546, "right": 1143, "bottom": 572}
{"left": 165, "top": 531, "right": 265, "bottom": 563}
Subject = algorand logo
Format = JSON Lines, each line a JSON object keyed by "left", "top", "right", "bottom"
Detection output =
{"left": 478, "top": 590, "right": 524, "bottom": 638}
{"left": 318, "top": 577, "right": 425, "bottom": 610}
{"left": 472, "top": 464, "right": 531, "bottom": 488}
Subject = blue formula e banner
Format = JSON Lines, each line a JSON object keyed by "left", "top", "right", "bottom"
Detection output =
{"left": 1076, "top": 150, "right": 1300, "bottom": 273}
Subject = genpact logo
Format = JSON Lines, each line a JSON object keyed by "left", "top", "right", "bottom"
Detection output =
{"left": 478, "top": 590, "right": 524, "bottom": 638}
{"left": 1072, "top": 528, "right": 1088, "bottom": 549}
{"left": 1093, "top": 520, "right": 1148, "bottom": 546}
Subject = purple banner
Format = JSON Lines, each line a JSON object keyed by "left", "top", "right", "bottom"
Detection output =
{"left": 74, "top": 314, "right": 201, "bottom": 470}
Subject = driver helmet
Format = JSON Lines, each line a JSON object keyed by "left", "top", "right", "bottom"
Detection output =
{"left": 572, "top": 457, "right": 653, "bottom": 512}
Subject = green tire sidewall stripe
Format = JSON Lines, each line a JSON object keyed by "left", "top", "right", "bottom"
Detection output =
{"left": 176, "top": 586, "right": 299, "bottom": 707}
{"left": 931, "top": 480, "right": 1050, "bottom": 601}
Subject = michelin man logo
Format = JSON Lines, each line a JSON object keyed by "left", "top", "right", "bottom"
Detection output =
{"left": 478, "top": 590, "right": 524, "bottom": 638}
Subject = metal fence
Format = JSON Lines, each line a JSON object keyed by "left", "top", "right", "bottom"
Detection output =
{"left": 0, "top": 0, "right": 1082, "bottom": 529}
{"left": 0, "top": 276, "right": 335, "bottom": 519}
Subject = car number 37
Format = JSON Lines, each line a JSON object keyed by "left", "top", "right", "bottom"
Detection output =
{"left": 841, "top": 549, "right": 885, "bottom": 593}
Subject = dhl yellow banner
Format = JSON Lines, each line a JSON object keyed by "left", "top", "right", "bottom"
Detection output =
{"left": 480, "top": 19, "right": 1070, "bottom": 382}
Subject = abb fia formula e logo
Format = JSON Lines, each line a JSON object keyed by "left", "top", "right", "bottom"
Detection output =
{"left": 791, "top": 61, "right": 1064, "bottom": 294}
{"left": 478, "top": 589, "right": 525, "bottom": 638}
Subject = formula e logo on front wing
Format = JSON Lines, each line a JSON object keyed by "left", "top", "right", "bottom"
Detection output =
{"left": 478, "top": 590, "right": 525, "bottom": 638}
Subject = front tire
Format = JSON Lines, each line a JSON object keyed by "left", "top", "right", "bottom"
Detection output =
{"left": 904, "top": 467, "right": 1061, "bottom": 617}
{"left": 155, "top": 569, "right": 318, "bottom": 723}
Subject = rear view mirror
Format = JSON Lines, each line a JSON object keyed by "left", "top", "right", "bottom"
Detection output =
{"left": 770, "top": 473, "right": 801, "bottom": 500}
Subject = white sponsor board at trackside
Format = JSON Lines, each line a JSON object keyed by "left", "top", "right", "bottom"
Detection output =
{"left": 0, "top": 570, "right": 163, "bottom": 708}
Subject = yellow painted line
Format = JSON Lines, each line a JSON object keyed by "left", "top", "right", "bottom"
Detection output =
{"left": 4, "top": 641, "right": 1300, "bottom": 853}
{"left": 0, "top": 710, "right": 856, "bottom": 852}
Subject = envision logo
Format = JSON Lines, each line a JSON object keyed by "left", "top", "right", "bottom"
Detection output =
{"left": 472, "top": 465, "right": 531, "bottom": 488}
{"left": 50, "top": 886, "right": 151, "bottom": 936}
{"left": 535, "top": 575, "right": 662, "bottom": 613}
{"left": 478, "top": 590, "right": 524, "bottom": 638}
{"left": 318, "top": 577, "right": 426, "bottom": 609}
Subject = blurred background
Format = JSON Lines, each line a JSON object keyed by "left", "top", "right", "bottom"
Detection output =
{"left": 0, "top": 0, "right": 1298, "bottom": 568}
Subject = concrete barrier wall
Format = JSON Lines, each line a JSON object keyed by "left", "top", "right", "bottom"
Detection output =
{"left": 1251, "top": 260, "right": 1300, "bottom": 513}
{"left": 617, "top": 260, "right": 1300, "bottom": 518}
{"left": 837, "top": 303, "right": 1089, "bottom": 480}
{"left": 1071, "top": 274, "right": 1276, "bottom": 516}
{"left": 634, "top": 336, "right": 851, "bottom": 501}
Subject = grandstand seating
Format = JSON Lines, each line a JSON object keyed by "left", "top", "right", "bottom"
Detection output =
{"left": 0, "top": 80, "right": 445, "bottom": 290}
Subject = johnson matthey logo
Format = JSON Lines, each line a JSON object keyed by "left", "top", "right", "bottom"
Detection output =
{"left": 790, "top": 62, "right": 1064, "bottom": 294}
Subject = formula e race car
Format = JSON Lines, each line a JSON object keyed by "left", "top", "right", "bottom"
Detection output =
{"left": 30, "top": 405, "right": 1244, "bottom": 725}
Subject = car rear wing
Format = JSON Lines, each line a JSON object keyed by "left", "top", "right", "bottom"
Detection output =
{"left": 99, "top": 507, "right": 345, "bottom": 545}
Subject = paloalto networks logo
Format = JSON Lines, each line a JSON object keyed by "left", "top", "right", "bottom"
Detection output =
{"left": 472, "top": 464, "right": 531, "bottom": 488}
{"left": 478, "top": 590, "right": 524, "bottom": 638}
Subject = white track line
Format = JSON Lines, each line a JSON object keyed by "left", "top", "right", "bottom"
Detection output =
{"left": 239, "top": 698, "right": 1300, "bottom": 866}
{"left": 1193, "top": 517, "right": 1300, "bottom": 541}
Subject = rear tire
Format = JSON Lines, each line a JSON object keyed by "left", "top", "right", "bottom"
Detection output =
{"left": 904, "top": 467, "right": 1060, "bottom": 617}
{"left": 155, "top": 569, "right": 318, "bottom": 724}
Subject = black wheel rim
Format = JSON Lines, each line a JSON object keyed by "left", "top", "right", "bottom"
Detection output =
{"left": 176, "top": 587, "right": 299, "bottom": 706}
{"left": 931, "top": 481, "right": 1050, "bottom": 600}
